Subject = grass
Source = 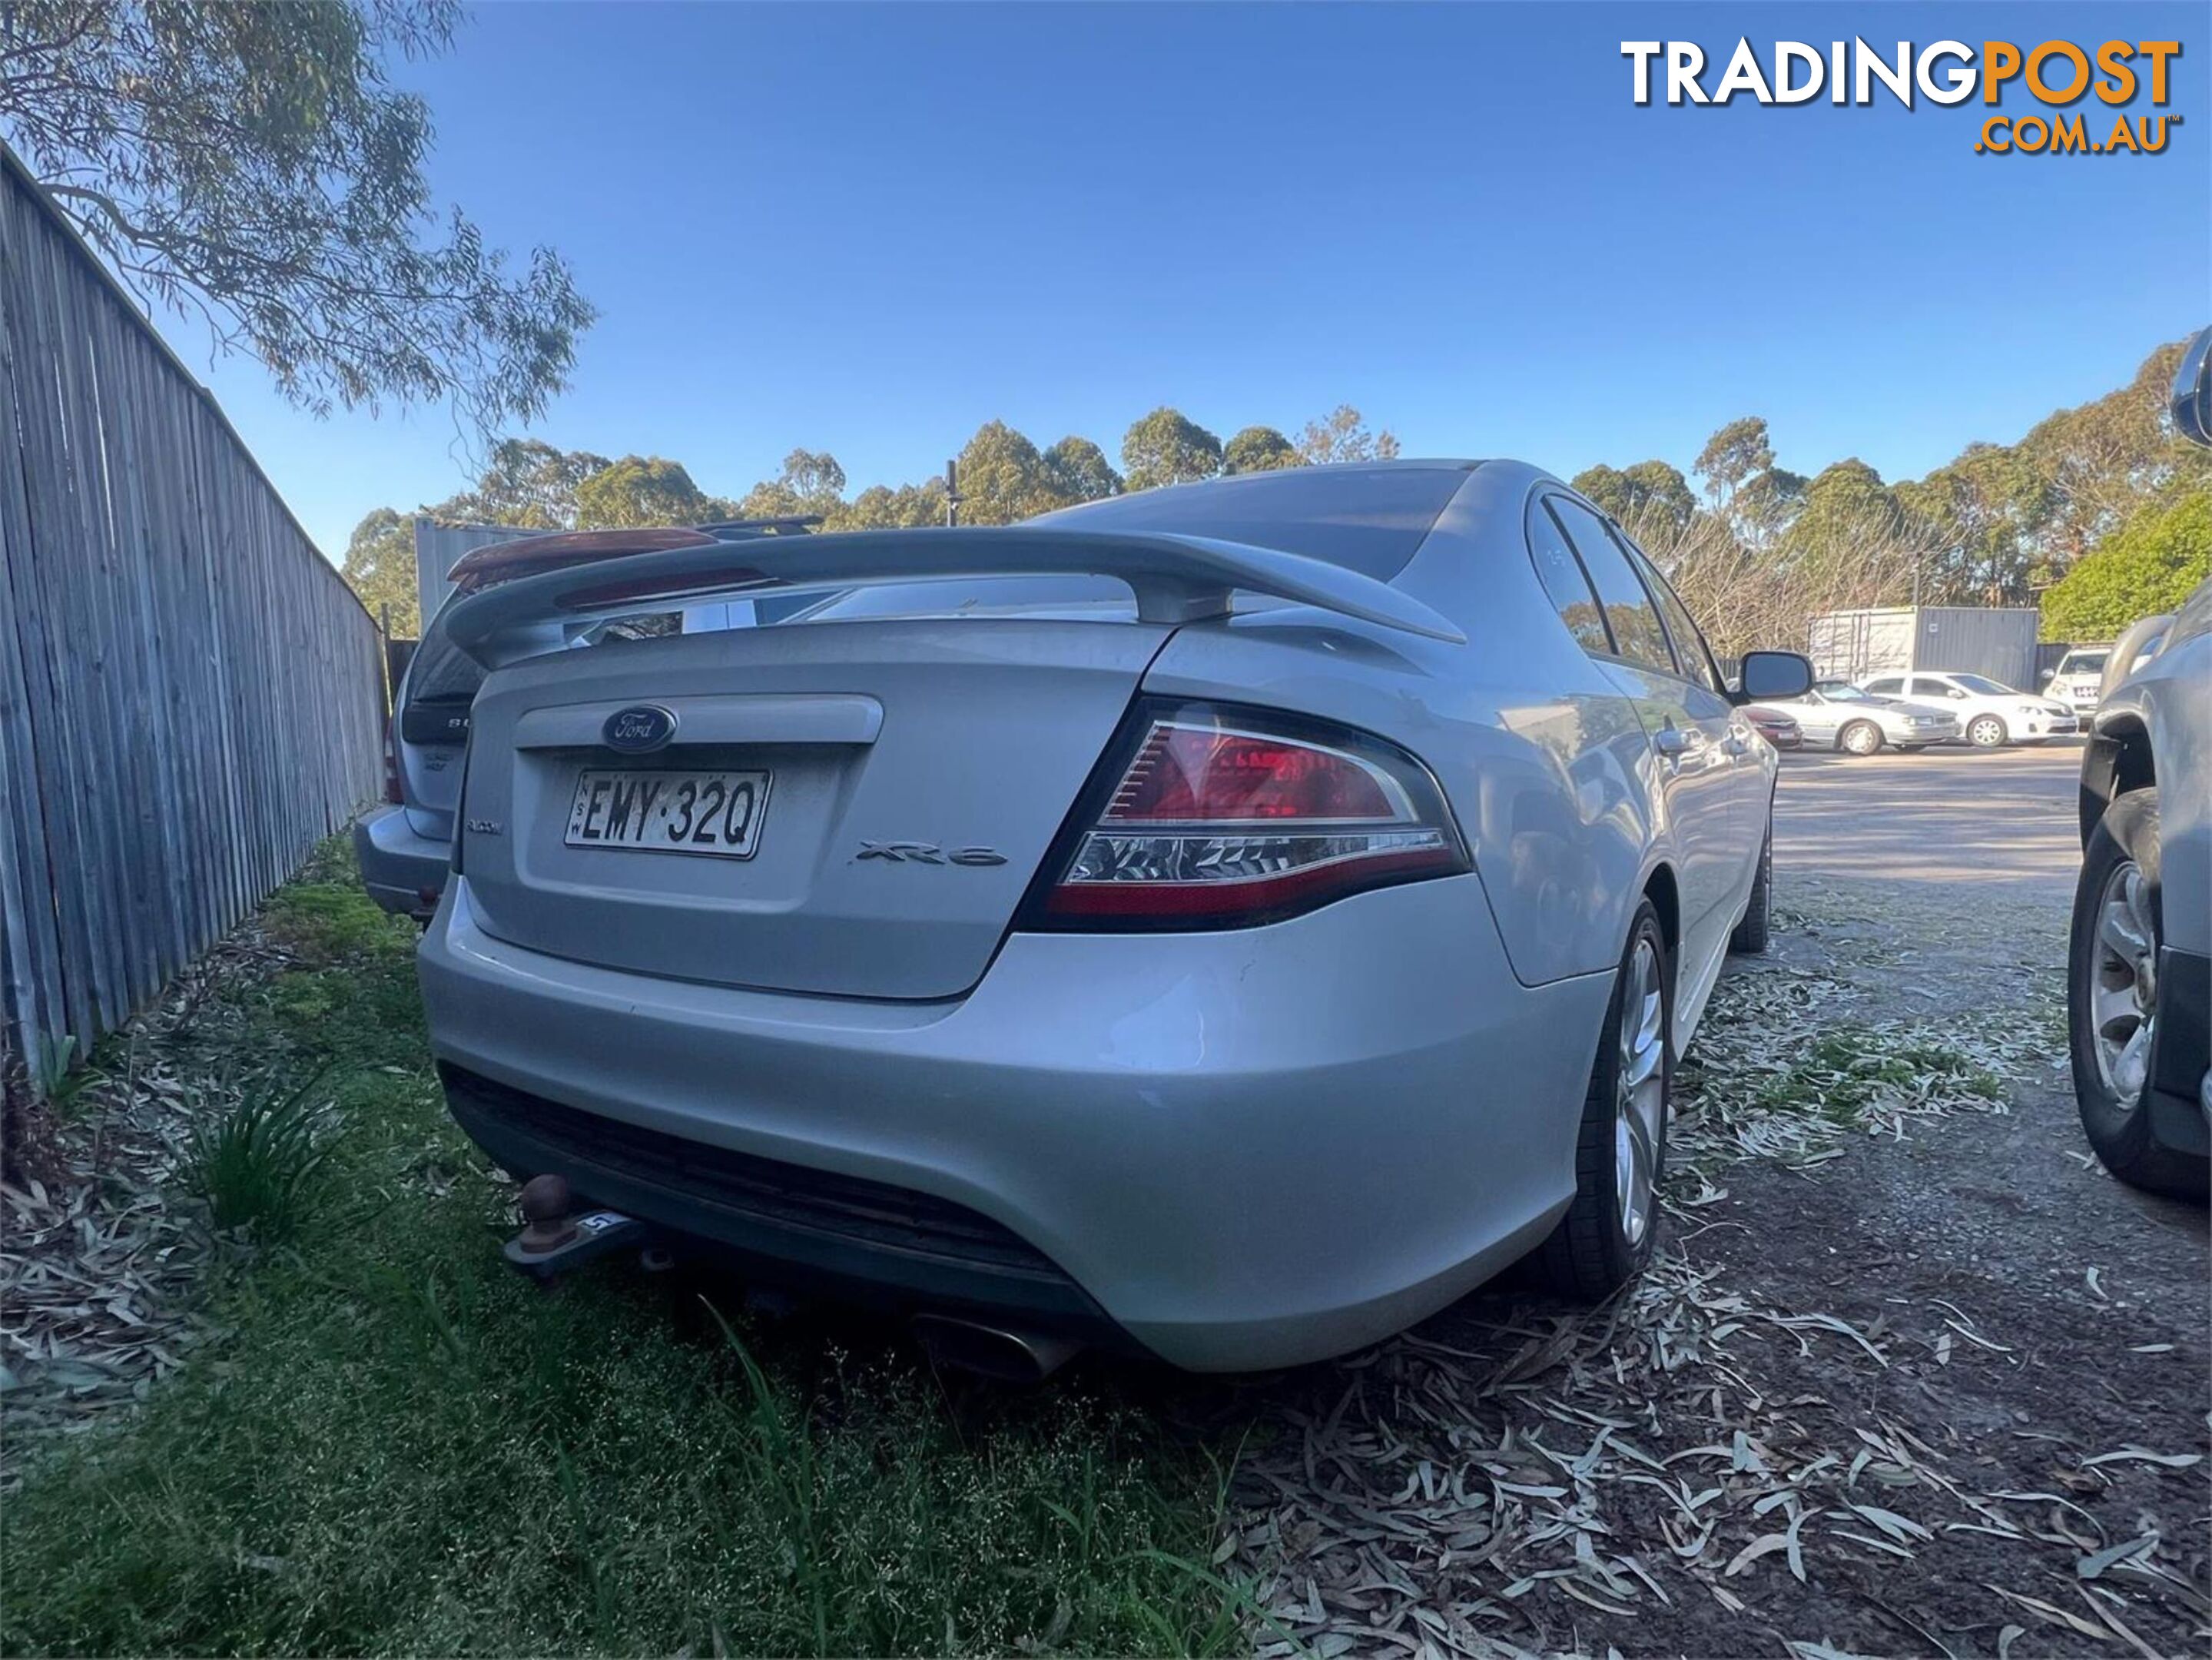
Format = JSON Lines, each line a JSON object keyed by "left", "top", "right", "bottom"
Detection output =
{"left": 0, "top": 842, "right": 1243, "bottom": 1657}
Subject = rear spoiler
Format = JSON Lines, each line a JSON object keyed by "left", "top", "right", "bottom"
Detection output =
{"left": 438, "top": 526, "right": 1466, "bottom": 666}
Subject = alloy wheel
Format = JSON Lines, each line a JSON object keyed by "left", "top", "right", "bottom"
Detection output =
{"left": 1842, "top": 722, "right": 1879, "bottom": 755}
{"left": 2090, "top": 859, "right": 2157, "bottom": 1108}
{"left": 1613, "top": 937, "right": 1666, "bottom": 1247}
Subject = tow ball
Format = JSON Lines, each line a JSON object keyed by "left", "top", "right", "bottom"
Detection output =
{"left": 502, "top": 1174, "right": 648, "bottom": 1282}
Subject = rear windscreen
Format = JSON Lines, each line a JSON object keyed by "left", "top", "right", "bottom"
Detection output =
{"left": 801, "top": 466, "right": 1470, "bottom": 624}
{"left": 1033, "top": 465, "right": 1468, "bottom": 583}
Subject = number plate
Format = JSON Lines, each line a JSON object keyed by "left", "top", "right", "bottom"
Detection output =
{"left": 564, "top": 769, "right": 770, "bottom": 858}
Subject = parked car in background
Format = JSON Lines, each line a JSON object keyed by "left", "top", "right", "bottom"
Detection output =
{"left": 1743, "top": 705, "right": 1802, "bottom": 749}
{"left": 414, "top": 460, "right": 1815, "bottom": 1375}
{"left": 2066, "top": 327, "right": 2210, "bottom": 1200}
{"left": 1859, "top": 670, "right": 2077, "bottom": 749}
{"left": 356, "top": 520, "right": 814, "bottom": 920}
{"left": 2044, "top": 645, "right": 2112, "bottom": 714}
{"left": 1759, "top": 680, "right": 1958, "bottom": 755}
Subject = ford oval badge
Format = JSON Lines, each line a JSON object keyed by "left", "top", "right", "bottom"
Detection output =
{"left": 602, "top": 705, "right": 678, "bottom": 753}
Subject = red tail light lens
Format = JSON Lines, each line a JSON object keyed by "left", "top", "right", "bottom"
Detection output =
{"left": 1026, "top": 700, "right": 1469, "bottom": 930}
{"left": 381, "top": 719, "right": 404, "bottom": 805}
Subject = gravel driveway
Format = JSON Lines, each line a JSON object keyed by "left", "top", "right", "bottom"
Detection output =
{"left": 1220, "top": 742, "right": 2210, "bottom": 1659}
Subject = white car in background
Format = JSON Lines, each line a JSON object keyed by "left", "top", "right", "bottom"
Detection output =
{"left": 2044, "top": 646, "right": 2112, "bottom": 715}
{"left": 1759, "top": 680, "right": 1958, "bottom": 755}
{"left": 1857, "top": 671, "right": 2078, "bottom": 749}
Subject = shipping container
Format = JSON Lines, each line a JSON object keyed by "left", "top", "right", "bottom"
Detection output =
{"left": 413, "top": 517, "right": 536, "bottom": 626}
{"left": 1808, "top": 606, "right": 2041, "bottom": 690}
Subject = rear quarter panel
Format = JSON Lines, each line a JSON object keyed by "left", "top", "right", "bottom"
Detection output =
{"left": 1140, "top": 464, "right": 1658, "bottom": 988}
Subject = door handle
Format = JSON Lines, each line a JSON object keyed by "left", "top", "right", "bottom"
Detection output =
{"left": 1722, "top": 732, "right": 1750, "bottom": 758}
{"left": 1652, "top": 726, "right": 1691, "bottom": 759}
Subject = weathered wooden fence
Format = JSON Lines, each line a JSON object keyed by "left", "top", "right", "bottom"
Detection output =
{"left": 0, "top": 146, "right": 385, "bottom": 1083}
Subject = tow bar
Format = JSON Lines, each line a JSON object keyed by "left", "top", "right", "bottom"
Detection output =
{"left": 502, "top": 1174, "right": 648, "bottom": 1282}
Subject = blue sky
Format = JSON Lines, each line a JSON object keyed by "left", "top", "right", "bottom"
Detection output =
{"left": 156, "top": 2, "right": 2208, "bottom": 559}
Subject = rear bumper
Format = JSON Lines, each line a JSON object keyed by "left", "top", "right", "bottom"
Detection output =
{"left": 353, "top": 806, "right": 447, "bottom": 920}
{"left": 418, "top": 874, "right": 1610, "bottom": 1371}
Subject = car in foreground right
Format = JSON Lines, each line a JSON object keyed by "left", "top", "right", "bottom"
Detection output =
{"left": 1758, "top": 679, "right": 1958, "bottom": 755}
{"left": 414, "top": 460, "right": 1814, "bottom": 1375}
{"left": 2067, "top": 327, "right": 2210, "bottom": 1199}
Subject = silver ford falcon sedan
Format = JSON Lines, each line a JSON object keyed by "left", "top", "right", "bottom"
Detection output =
{"left": 416, "top": 461, "right": 1812, "bottom": 1375}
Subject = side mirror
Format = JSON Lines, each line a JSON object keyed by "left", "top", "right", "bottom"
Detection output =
{"left": 2172, "top": 327, "right": 2212, "bottom": 449}
{"left": 1732, "top": 649, "right": 1815, "bottom": 705}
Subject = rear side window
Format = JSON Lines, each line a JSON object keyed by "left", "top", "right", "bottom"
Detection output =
{"left": 1547, "top": 497, "right": 1675, "bottom": 674}
{"left": 1865, "top": 676, "right": 1905, "bottom": 695}
{"left": 1621, "top": 536, "right": 1725, "bottom": 696}
{"left": 1525, "top": 504, "right": 1612, "bottom": 653}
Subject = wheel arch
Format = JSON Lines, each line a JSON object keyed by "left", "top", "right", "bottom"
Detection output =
{"left": 2080, "top": 715, "right": 2156, "bottom": 847}
{"left": 1642, "top": 862, "right": 1680, "bottom": 964}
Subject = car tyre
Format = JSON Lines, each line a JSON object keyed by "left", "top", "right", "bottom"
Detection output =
{"left": 1728, "top": 817, "right": 1772, "bottom": 955}
{"left": 1967, "top": 714, "right": 2008, "bottom": 749}
{"left": 2068, "top": 788, "right": 2207, "bottom": 1199}
{"left": 1538, "top": 898, "right": 1670, "bottom": 1298}
{"left": 1839, "top": 720, "right": 1882, "bottom": 756}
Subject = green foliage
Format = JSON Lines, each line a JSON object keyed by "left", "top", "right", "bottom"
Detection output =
{"left": 1893, "top": 441, "right": 2051, "bottom": 603}
{"left": 187, "top": 1071, "right": 332, "bottom": 1244}
{"left": 0, "top": 1, "right": 592, "bottom": 441}
{"left": 574, "top": 455, "right": 716, "bottom": 529}
{"left": 952, "top": 420, "right": 1064, "bottom": 526}
{"left": 345, "top": 397, "right": 1401, "bottom": 581}
{"left": 262, "top": 881, "right": 415, "bottom": 968}
{"left": 1572, "top": 460, "right": 1695, "bottom": 535}
{"left": 1294, "top": 405, "right": 1399, "bottom": 466}
{"left": 2041, "top": 487, "right": 2212, "bottom": 641}
{"left": 1223, "top": 426, "right": 1299, "bottom": 474}
{"left": 831, "top": 480, "right": 949, "bottom": 530}
{"left": 1043, "top": 435, "right": 1123, "bottom": 501}
{"left": 1, "top": 841, "right": 1243, "bottom": 1657}
{"left": 1782, "top": 457, "right": 1905, "bottom": 578}
{"left": 735, "top": 449, "right": 849, "bottom": 521}
{"left": 439, "top": 438, "right": 612, "bottom": 530}
{"left": 338, "top": 507, "right": 420, "bottom": 636}
{"left": 1744, "top": 1032, "right": 2002, "bottom": 1127}
{"left": 1122, "top": 407, "right": 1224, "bottom": 491}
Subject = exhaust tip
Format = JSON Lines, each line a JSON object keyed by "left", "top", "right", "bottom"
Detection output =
{"left": 912, "top": 1314, "right": 1078, "bottom": 1383}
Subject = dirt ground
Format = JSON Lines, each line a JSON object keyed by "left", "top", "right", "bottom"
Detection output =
{"left": 1212, "top": 742, "right": 2210, "bottom": 1659}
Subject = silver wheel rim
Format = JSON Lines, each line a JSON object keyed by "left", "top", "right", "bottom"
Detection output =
{"left": 1613, "top": 938, "right": 1666, "bottom": 1247}
{"left": 2090, "top": 859, "right": 2157, "bottom": 1110}
{"left": 1843, "top": 723, "right": 1877, "bottom": 755}
{"left": 1971, "top": 717, "right": 2002, "bottom": 746}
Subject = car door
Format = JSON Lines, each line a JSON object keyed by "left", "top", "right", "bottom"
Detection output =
{"left": 1621, "top": 532, "right": 1767, "bottom": 906}
{"left": 1546, "top": 495, "right": 1739, "bottom": 1004}
{"left": 1789, "top": 691, "right": 1841, "bottom": 745}
{"left": 1909, "top": 673, "right": 1972, "bottom": 728}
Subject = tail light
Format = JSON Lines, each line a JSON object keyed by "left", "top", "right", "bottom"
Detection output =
{"left": 1023, "top": 699, "right": 1469, "bottom": 930}
{"left": 381, "top": 719, "right": 403, "bottom": 805}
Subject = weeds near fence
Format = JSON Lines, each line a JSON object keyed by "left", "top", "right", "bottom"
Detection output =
{"left": 187, "top": 1070, "right": 333, "bottom": 1244}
